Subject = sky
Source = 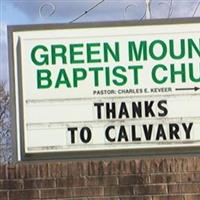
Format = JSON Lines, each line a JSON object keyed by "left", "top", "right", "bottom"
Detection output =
{"left": 1, "top": 0, "right": 200, "bottom": 88}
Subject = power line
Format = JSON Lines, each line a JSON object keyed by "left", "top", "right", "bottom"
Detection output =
{"left": 192, "top": 0, "right": 200, "bottom": 17}
{"left": 69, "top": 0, "right": 105, "bottom": 23}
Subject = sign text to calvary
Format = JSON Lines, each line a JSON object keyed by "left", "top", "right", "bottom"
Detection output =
{"left": 67, "top": 100, "right": 193, "bottom": 144}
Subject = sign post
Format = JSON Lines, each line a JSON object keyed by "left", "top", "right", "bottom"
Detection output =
{"left": 8, "top": 18, "right": 200, "bottom": 161}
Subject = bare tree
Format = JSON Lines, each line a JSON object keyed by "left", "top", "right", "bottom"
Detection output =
{"left": 0, "top": 83, "right": 12, "bottom": 163}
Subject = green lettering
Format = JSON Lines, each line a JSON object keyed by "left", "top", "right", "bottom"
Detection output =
{"left": 89, "top": 67, "right": 103, "bottom": 87}
{"left": 152, "top": 64, "right": 167, "bottom": 84}
{"left": 170, "top": 63, "right": 186, "bottom": 83}
{"left": 128, "top": 65, "right": 143, "bottom": 85}
{"left": 189, "top": 63, "right": 200, "bottom": 82}
{"left": 55, "top": 69, "right": 71, "bottom": 88}
{"left": 73, "top": 68, "right": 87, "bottom": 87}
{"left": 37, "top": 69, "right": 52, "bottom": 88}
{"left": 70, "top": 44, "right": 84, "bottom": 64}
{"left": 87, "top": 43, "right": 101, "bottom": 63}
{"left": 31, "top": 45, "right": 48, "bottom": 66}
{"left": 128, "top": 41, "right": 147, "bottom": 61}
{"left": 105, "top": 67, "right": 111, "bottom": 86}
{"left": 169, "top": 39, "right": 185, "bottom": 59}
{"left": 112, "top": 66, "right": 127, "bottom": 86}
{"left": 149, "top": 40, "right": 167, "bottom": 60}
{"left": 104, "top": 42, "right": 120, "bottom": 62}
{"left": 51, "top": 45, "right": 67, "bottom": 64}
{"left": 188, "top": 39, "right": 200, "bottom": 58}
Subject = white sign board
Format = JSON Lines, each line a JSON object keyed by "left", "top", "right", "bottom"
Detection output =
{"left": 8, "top": 19, "right": 200, "bottom": 161}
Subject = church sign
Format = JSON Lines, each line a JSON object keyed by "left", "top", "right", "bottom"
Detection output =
{"left": 8, "top": 18, "right": 200, "bottom": 161}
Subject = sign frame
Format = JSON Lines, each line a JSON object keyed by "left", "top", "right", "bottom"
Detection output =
{"left": 8, "top": 17, "right": 200, "bottom": 162}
